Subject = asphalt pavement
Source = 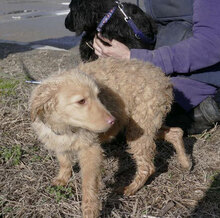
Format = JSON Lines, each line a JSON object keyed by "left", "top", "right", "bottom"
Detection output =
{"left": 0, "top": 0, "right": 144, "bottom": 49}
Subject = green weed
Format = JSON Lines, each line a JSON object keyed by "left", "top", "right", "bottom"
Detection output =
{"left": 30, "top": 154, "right": 42, "bottom": 162}
{"left": 0, "top": 145, "right": 22, "bottom": 165}
{"left": 2, "top": 206, "right": 14, "bottom": 214}
{"left": 46, "top": 185, "right": 74, "bottom": 202}
{"left": 209, "top": 172, "right": 220, "bottom": 184}
{"left": 0, "top": 78, "right": 19, "bottom": 96}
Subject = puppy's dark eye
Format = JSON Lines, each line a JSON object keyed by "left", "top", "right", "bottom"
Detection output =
{"left": 78, "top": 99, "right": 86, "bottom": 105}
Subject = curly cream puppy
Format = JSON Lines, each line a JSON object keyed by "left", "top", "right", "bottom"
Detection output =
{"left": 30, "top": 58, "right": 190, "bottom": 218}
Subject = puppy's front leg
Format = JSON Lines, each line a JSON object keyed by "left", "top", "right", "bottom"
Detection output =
{"left": 78, "top": 145, "right": 103, "bottom": 218}
{"left": 52, "top": 152, "right": 72, "bottom": 186}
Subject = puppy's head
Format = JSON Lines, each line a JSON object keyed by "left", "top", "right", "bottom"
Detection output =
{"left": 30, "top": 70, "right": 115, "bottom": 134}
{"left": 65, "top": 0, "right": 107, "bottom": 35}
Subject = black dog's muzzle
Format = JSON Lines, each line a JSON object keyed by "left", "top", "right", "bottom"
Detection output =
{"left": 65, "top": 13, "right": 74, "bottom": 31}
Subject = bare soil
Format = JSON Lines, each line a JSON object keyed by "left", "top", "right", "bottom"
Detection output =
{"left": 0, "top": 44, "right": 220, "bottom": 218}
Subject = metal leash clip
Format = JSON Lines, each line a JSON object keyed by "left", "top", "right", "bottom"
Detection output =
{"left": 115, "top": 0, "right": 131, "bottom": 22}
{"left": 135, "top": 33, "right": 141, "bottom": 40}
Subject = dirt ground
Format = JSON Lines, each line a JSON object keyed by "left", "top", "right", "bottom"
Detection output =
{"left": 0, "top": 43, "right": 220, "bottom": 218}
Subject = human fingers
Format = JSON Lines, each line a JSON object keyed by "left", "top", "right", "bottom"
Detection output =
{"left": 93, "top": 35, "right": 103, "bottom": 56}
{"left": 93, "top": 35, "right": 112, "bottom": 57}
{"left": 97, "top": 33, "right": 113, "bottom": 45}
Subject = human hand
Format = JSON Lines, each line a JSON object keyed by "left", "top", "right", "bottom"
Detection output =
{"left": 93, "top": 34, "right": 130, "bottom": 60}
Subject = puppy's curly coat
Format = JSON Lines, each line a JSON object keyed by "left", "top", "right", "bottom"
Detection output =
{"left": 30, "top": 58, "right": 190, "bottom": 218}
{"left": 65, "top": 0, "right": 157, "bottom": 62}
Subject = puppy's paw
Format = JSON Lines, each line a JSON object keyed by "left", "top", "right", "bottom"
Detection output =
{"left": 115, "top": 183, "right": 139, "bottom": 196}
{"left": 82, "top": 201, "right": 100, "bottom": 218}
{"left": 123, "top": 185, "right": 136, "bottom": 196}
{"left": 83, "top": 209, "right": 99, "bottom": 218}
{"left": 178, "top": 154, "right": 192, "bottom": 170}
{"left": 52, "top": 177, "right": 68, "bottom": 186}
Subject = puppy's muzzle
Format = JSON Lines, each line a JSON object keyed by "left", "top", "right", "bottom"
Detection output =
{"left": 97, "top": 114, "right": 115, "bottom": 133}
{"left": 107, "top": 115, "right": 115, "bottom": 126}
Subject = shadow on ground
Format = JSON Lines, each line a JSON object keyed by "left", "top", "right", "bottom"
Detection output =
{"left": 98, "top": 133, "right": 197, "bottom": 217}
{"left": 191, "top": 173, "right": 220, "bottom": 217}
{"left": 0, "top": 35, "right": 81, "bottom": 59}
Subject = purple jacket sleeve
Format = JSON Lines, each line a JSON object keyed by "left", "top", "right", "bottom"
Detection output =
{"left": 130, "top": 0, "right": 220, "bottom": 75}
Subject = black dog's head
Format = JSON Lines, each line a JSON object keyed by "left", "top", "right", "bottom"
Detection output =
{"left": 65, "top": 0, "right": 109, "bottom": 35}
{"left": 65, "top": 0, "right": 157, "bottom": 62}
{"left": 65, "top": 0, "right": 156, "bottom": 37}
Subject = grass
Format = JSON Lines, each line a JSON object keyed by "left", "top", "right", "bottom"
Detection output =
{"left": 0, "top": 45, "right": 219, "bottom": 217}
{"left": 0, "top": 145, "right": 22, "bottom": 165}
{"left": 0, "top": 78, "right": 19, "bottom": 96}
{"left": 46, "top": 186, "right": 74, "bottom": 202}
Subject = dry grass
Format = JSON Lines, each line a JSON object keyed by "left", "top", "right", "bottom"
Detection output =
{"left": 0, "top": 46, "right": 220, "bottom": 217}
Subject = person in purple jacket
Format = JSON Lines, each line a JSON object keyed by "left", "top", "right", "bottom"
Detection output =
{"left": 93, "top": 0, "right": 220, "bottom": 135}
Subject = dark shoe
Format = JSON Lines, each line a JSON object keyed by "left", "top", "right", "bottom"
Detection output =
{"left": 187, "top": 95, "right": 220, "bottom": 135}
{"left": 166, "top": 90, "right": 220, "bottom": 135}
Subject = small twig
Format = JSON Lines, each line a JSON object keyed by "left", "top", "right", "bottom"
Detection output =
{"left": 19, "top": 57, "right": 37, "bottom": 81}
{"left": 158, "top": 200, "right": 175, "bottom": 217}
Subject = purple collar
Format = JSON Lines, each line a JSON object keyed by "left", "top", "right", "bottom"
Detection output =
{"left": 96, "top": 6, "right": 117, "bottom": 32}
{"left": 96, "top": 1, "right": 156, "bottom": 45}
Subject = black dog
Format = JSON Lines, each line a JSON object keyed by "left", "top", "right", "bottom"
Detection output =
{"left": 65, "top": 0, "right": 157, "bottom": 62}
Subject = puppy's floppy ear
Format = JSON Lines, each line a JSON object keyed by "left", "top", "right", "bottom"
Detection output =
{"left": 30, "top": 83, "right": 58, "bottom": 122}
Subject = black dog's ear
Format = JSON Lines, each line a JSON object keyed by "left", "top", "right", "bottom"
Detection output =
{"left": 123, "top": 3, "right": 157, "bottom": 41}
{"left": 30, "top": 83, "right": 58, "bottom": 122}
{"left": 65, "top": 0, "right": 106, "bottom": 34}
{"left": 146, "top": 15, "right": 158, "bottom": 36}
{"left": 132, "top": 6, "right": 158, "bottom": 46}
